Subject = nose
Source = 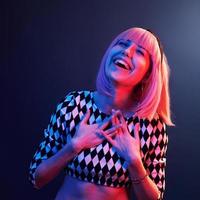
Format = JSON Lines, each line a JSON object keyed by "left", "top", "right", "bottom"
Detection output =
{"left": 123, "top": 43, "right": 137, "bottom": 57}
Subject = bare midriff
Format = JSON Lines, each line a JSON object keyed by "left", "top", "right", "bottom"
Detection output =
{"left": 55, "top": 175, "right": 130, "bottom": 200}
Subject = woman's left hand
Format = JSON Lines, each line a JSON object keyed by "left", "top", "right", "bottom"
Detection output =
{"left": 101, "top": 110, "right": 141, "bottom": 164}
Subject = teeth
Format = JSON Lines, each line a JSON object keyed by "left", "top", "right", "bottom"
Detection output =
{"left": 114, "top": 59, "right": 129, "bottom": 70}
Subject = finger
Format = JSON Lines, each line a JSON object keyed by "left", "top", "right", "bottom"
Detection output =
{"left": 115, "top": 114, "right": 120, "bottom": 124}
{"left": 112, "top": 110, "right": 124, "bottom": 125}
{"left": 95, "top": 130, "right": 105, "bottom": 140}
{"left": 111, "top": 109, "right": 120, "bottom": 124}
{"left": 99, "top": 111, "right": 120, "bottom": 130}
{"left": 111, "top": 113, "right": 116, "bottom": 125}
{"left": 112, "top": 116, "right": 118, "bottom": 128}
{"left": 101, "top": 131, "right": 115, "bottom": 146}
{"left": 81, "top": 109, "right": 90, "bottom": 124}
{"left": 116, "top": 111, "right": 128, "bottom": 133}
{"left": 111, "top": 110, "right": 125, "bottom": 134}
{"left": 111, "top": 110, "right": 119, "bottom": 134}
{"left": 99, "top": 129, "right": 117, "bottom": 138}
{"left": 111, "top": 109, "right": 116, "bottom": 113}
{"left": 134, "top": 123, "right": 140, "bottom": 142}
{"left": 99, "top": 118, "right": 110, "bottom": 130}
{"left": 106, "top": 130, "right": 117, "bottom": 138}
{"left": 117, "top": 110, "right": 126, "bottom": 124}
{"left": 111, "top": 110, "right": 124, "bottom": 133}
{"left": 102, "top": 124, "right": 122, "bottom": 135}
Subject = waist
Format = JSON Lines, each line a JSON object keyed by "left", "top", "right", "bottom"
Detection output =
{"left": 55, "top": 174, "right": 130, "bottom": 200}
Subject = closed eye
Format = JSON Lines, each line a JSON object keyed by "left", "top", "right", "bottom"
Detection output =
{"left": 136, "top": 49, "right": 145, "bottom": 56}
{"left": 117, "top": 40, "right": 130, "bottom": 47}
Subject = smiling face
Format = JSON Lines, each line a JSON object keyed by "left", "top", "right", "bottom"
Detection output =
{"left": 96, "top": 27, "right": 162, "bottom": 97}
{"left": 105, "top": 38, "right": 150, "bottom": 89}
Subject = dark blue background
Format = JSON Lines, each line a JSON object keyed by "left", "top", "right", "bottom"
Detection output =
{"left": 2, "top": 0, "right": 200, "bottom": 199}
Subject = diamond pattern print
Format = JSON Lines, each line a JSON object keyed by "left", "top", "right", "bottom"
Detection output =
{"left": 29, "top": 90, "right": 168, "bottom": 199}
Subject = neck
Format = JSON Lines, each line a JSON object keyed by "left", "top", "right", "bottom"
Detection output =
{"left": 111, "top": 86, "right": 134, "bottom": 108}
{"left": 95, "top": 86, "right": 138, "bottom": 116}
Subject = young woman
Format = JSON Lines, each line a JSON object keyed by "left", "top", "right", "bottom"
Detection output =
{"left": 29, "top": 27, "right": 174, "bottom": 200}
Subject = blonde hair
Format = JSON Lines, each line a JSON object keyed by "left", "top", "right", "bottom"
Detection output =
{"left": 96, "top": 27, "right": 174, "bottom": 126}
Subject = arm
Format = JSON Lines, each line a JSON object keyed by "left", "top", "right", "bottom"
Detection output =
{"left": 33, "top": 139, "right": 81, "bottom": 189}
{"left": 128, "top": 117, "right": 168, "bottom": 200}
{"left": 29, "top": 92, "right": 76, "bottom": 189}
{"left": 128, "top": 157, "right": 160, "bottom": 200}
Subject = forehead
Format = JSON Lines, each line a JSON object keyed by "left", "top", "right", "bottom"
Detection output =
{"left": 114, "top": 29, "right": 158, "bottom": 55}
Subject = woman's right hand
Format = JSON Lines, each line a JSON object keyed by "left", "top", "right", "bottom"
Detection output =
{"left": 71, "top": 109, "right": 121, "bottom": 152}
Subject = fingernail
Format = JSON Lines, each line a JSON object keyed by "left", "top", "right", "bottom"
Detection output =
{"left": 115, "top": 109, "right": 119, "bottom": 113}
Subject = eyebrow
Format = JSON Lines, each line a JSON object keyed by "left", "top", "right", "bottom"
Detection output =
{"left": 120, "top": 39, "right": 147, "bottom": 51}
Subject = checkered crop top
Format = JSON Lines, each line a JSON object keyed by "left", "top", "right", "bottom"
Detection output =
{"left": 29, "top": 90, "right": 168, "bottom": 199}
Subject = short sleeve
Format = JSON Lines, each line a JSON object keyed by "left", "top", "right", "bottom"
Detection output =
{"left": 28, "top": 92, "right": 75, "bottom": 188}
{"left": 140, "top": 117, "right": 168, "bottom": 200}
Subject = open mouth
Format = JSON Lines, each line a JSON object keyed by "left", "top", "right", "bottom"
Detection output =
{"left": 113, "top": 58, "right": 131, "bottom": 70}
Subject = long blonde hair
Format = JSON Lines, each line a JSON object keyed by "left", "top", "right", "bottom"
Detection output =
{"left": 96, "top": 27, "right": 174, "bottom": 126}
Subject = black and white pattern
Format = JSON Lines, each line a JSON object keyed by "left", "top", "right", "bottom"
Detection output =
{"left": 29, "top": 90, "right": 168, "bottom": 199}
